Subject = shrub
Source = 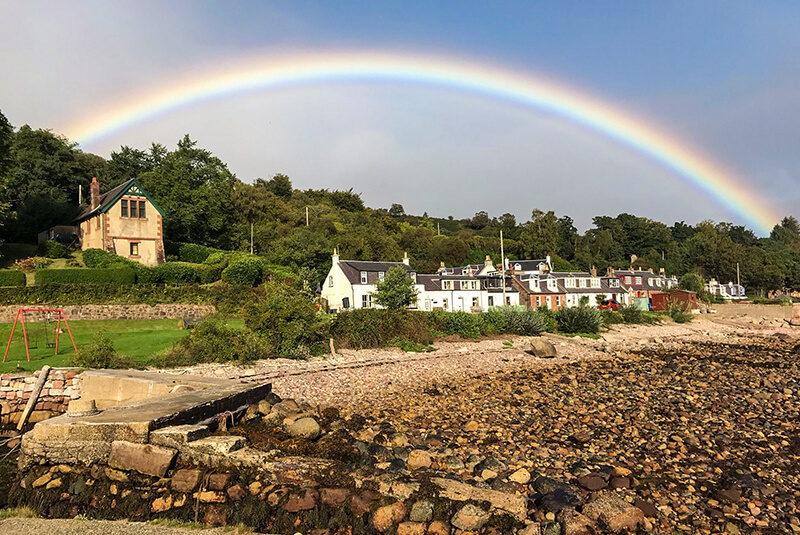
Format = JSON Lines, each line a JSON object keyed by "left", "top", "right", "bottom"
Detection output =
{"left": 442, "top": 311, "right": 482, "bottom": 338}
{"left": 668, "top": 303, "right": 694, "bottom": 323}
{"left": 73, "top": 332, "right": 135, "bottom": 369}
{"left": 150, "top": 262, "right": 200, "bottom": 284}
{"left": 153, "top": 319, "right": 271, "bottom": 367}
{"left": 556, "top": 306, "right": 603, "bottom": 334}
{"left": 618, "top": 303, "right": 644, "bottom": 324}
{"left": 600, "top": 309, "right": 625, "bottom": 325}
{"left": 331, "top": 309, "right": 430, "bottom": 349}
{"left": 82, "top": 248, "right": 133, "bottom": 268}
{"left": 178, "top": 243, "right": 212, "bottom": 264}
{"left": 222, "top": 257, "right": 263, "bottom": 286}
{"left": 483, "top": 306, "right": 552, "bottom": 335}
{"left": 0, "top": 270, "right": 26, "bottom": 288}
{"left": 13, "top": 257, "right": 51, "bottom": 272}
{"left": 196, "top": 263, "right": 225, "bottom": 284}
{"left": 34, "top": 268, "right": 136, "bottom": 285}
{"left": 44, "top": 241, "right": 68, "bottom": 259}
{"left": 242, "top": 282, "right": 327, "bottom": 357}
{"left": 203, "top": 251, "right": 230, "bottom": 266}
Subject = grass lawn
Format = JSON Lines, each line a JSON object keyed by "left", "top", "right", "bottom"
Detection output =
{"left": 0, "top": 318, "right": 244, "bottom": 373}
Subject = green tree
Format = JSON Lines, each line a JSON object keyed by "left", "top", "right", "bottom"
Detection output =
{"left": 0, "top": 109, "right": 13, "bottom": 178}
{"left": 389, "top": 203, "right": 405, "bottom": 217}
{"left": 263, "top": 173, "right": 293, "bottom": 198}
{"left": 372, "top": 266, "right": 419, "bottom": 311}
{"left": 520, "top": 209, "right": 558, "bottom": 258}
{"left": 678, "top": 272, "right": 705, "bottom": 293}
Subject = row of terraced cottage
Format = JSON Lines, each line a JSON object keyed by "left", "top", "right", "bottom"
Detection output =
{"left": 320, "top": 250, "right": 745, "bottom": 313}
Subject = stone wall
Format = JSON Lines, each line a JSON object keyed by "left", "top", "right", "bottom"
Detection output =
{"left": 0, "top": 304, "right": 216, "bottom": 323}
{"left": 0, "top": 368, "right": 81, "bottom": 426}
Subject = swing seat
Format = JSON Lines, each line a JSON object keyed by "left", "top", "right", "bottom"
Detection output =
{"left": 46, "top": 342, "right": 56, "bottom": 349}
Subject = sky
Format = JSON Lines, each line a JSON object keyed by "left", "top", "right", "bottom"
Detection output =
{"left": 1, "top": 1, "right": 799, "bottom": 234}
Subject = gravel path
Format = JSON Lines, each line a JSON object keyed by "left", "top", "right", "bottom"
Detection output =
{"left": 0, "top": 518, "right": 249, "bottom": 535}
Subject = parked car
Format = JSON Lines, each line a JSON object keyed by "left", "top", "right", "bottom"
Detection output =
{"left": 599, "top": 299, "right": 620, "bottom": 310}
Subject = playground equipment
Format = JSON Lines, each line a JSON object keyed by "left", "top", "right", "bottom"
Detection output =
{"left": 3, "top": 308, "right": 78, "bottom": 363}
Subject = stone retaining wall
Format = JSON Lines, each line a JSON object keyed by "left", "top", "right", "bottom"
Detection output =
{"left": 0, "top": 304, "right": 216, "bottom": 323}
{"left": 0, "top": 368, "right": 81, "bottom": 426}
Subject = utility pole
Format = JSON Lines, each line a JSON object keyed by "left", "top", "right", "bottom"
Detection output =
{"left": 437, "top": 222, "right": 440, "bottom": 236}
{"left": 736, "top": 262, "right": 740, "bottom": 287}
{"left": 250, "top": 223, "right": 254, "bottom": 254}
{"left": 500, "top": 230, "right": 507, "bottom": 307}
{"left": 78, "top": 184, "right": 82, "bottom": 205}
{"left": 306, "top": 206, "right": 309, "bottom": 227}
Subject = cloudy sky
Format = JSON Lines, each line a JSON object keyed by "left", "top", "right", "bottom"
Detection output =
{"left": 2, "top": 1, "right": 799, "bottom": 234}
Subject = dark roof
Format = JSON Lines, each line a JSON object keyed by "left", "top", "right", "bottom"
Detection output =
{"left": 415, "top": 274, "right": 442, "bottom": 292}
{"left": 73, "top": 178, "right": 165, "bottom": 223}
{"left": 338, "top": 260, "right": 414, "bottom": 285}
{"left": 509, "top": 259, "right": 549, "bottom": 272}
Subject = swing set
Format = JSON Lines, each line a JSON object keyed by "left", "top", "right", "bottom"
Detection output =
{"left": 2, "top": 308, "right": 78, "bottom": 363}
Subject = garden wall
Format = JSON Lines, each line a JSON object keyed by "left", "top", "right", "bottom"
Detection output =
{"left": 0, "top": 368, "right": 81, "bottom": 426}
{"left": 0, "top": 303, "right": 216, "bottom": 323}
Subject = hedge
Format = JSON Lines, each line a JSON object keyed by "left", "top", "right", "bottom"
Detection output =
{"left": 34, "top": 268, "right": 137, "bottom": 285}
{"left": 222, "top": 257, "right": 263, "bottom": 286}
{"left": 178, "top": 243, "right": 212, "bottom": 264}
{"left": 82, "top": 248, "right": 136, "bottom": 268}
{"left": 0, "top": 270, "right": 26, "bottom": 288}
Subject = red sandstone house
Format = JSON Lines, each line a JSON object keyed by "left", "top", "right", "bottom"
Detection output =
{"left": 41, "top": 177, "right": 166, "bottom": 266}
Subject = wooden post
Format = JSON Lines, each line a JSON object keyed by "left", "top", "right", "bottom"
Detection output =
{"left": 329, "top": 338, "right": 337, "bottom": 358}
{"left": 17, "top": 365, "right": 51, "bottom": 431}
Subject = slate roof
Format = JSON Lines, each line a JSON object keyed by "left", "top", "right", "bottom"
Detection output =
{"left": 613, "top": 270, "right": 671, "bottom": 292}
{"left": 73, "top": 178, "right": 165, "bottom": 223}
{"left": 508, "top": 259, "right": 549, "bottom": 272}
{"left": 338, "top": 260, "right": 414, "bottom": 285}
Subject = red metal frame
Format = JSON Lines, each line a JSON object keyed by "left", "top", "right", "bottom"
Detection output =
{"left": 3, "top": 308, "right": 79, "bottom": 363}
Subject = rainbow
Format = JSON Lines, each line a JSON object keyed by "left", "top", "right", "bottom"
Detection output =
{"left": 64, "top": 51, "right": 778, "bottom": 234}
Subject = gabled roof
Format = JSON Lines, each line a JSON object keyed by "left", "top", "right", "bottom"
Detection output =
{"left": 73, "top": 178, "right": 165, "bottom": 223}
{"left": 338, "top": 260, "right": 414, "bottom": 285}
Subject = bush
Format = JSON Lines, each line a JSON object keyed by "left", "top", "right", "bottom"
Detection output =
{"left": 73, "top": 332, "right": 135, "bottom": 369}
{"left": 203, "top": 251, "right": 230, "bottom": 266}
{"left": 483, "top": 306, "right": 552, "bottom": 336}
{"left": 178, "top": 243, "right": 212, "bottom": 264}
{"left": 556, "top": 306, "right": 603, "bottom": 334}
{"left": 242, "top": 283, "right": 327, "bottom": 357}
{"left": 618, "top": 304, "right": 644, "bottom": 324}
{"left": 668, "top": 303, "right": 694, "bottom": 323}
{"left": 222, "top": 257, "right": 263, "bottom": 286}
{"left": 0, "top": 270, "right": 26, "bottom": 288}
{"left": 44, "top": 241, "right": 69, "bottom": 259}
{"left": 152, "top": 319, "right": 271, "bottom": 367}
{"left": 35, "top": 268, "right": 136, "bottom": 285}
{"left": 82, "top": 248, "right": 134, "bottom": 268}
{"left": 600, "top": 309, "right": 625, "bottom": 325}
{"left": 331, "top": 309, "right": 430, "bottom": 349}
{"left": 196, "top": 264, "right": 225, "bottom": 284}
{"left": 149, "top": 262, "right": 200, "bottom": 284}
{"left": 13, "top": 257, "right": 51, "bottom": 272}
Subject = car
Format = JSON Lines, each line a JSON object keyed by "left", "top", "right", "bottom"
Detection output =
{"left": 599, "top": 299, "right": 620, "bottom": 310}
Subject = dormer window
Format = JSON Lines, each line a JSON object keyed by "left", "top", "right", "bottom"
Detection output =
{"left": 590, "top": 278, "right": 600, "bottom": 288}
{"left": 634, "top": 276, "right": 642, "bottom": 285}
{"left": 514, "top": 263, "right": 521, "bottom": 271}
{"left": 443, "top": 280, "right": 453, "bottom": 290}
{"left": 360, "top": 271, "right": 368, "bottom": 284}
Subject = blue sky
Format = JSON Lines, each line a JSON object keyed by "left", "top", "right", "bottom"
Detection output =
{"left": 1, "top": 1, "right": 799, "bottom": 232}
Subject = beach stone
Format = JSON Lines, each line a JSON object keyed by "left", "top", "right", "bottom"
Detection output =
{"left": 452, "top": 504, "right": 490, "bottom": 531}
{"left": 463, "top": 420, "right": 480, "bottom": 432}
{"left": 529, "top": 338, "right": 557, "bottom": 358}
{"left": 409, "top": 500, "right": 434, "bottom": 523}
{"left": 583, "top": 494, "right": 645, "bottom": 533}
{"left": 105, "top": 468, "right": 129, "bottom": 483}
{"left": 33, "top": 473, "right": 53, "bottom": 488}
{"left": 407, "top": 449, "right": 433, "bottom": 469}
{"left": 559, "top": 507, "right": 593, "bottom": 535}
{"left": 396, "top": 522, "right": 426, "bottom": 535}
{"left": 286, "top": 417, "right": 322, "bottom": 439}
{"left": 321, "top": 487, "right": 349, "bottom": 507}
{"left": 151, "top": 495, "right": 173, "bottom": 513}
{"left": 108, "top": 441, "right": 176, "bottom": 478}
{"left": 509, "top": 468, "right": 531, "bottom": 484}
{"left": 633, "top": 498, "right": 658, "bottom": 518}
{"left": 577, "top": 474, "right": 607, "bottom": 491}
{"left": 427, "top": 520, "right": 451, "bottom": 535}
{"left": 171, "top": 469, "right": 202, "bottom": 493}
{"left": 198, "top": 491, "right": 226, "bottom": 504}
{"left": 372, "top": 501, "right": 406, "bottom": 532}
{"left": 207, "top": 473, "right": 231, "bottom": 491}
{"left": 227, "top": 484, "right": 246, "bottom": 501}
{"left": 285, "top": 488, "right": 318, "bottom": 512}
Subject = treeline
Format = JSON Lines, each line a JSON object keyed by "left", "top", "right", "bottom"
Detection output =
{"left": 1, "top": 108, "right": 800, "bottom": 293}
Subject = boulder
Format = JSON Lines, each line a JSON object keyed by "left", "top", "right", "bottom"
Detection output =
{"left": 171, "top": 469, "right": 202, "bottom": 493}
{"left": 286, "top": 417, "right": 322, "bottom": 440}
{"left": 583, "top": 493, "right": 645, "bottom": 533}
{"left": 451, "top": 503, "right": 490, "bottom": 531}
{"left": 108, "top": 441, "right": 176, "bottom": 478}
{"left": 529, "top": 338, "right": 557, "bottom": 358}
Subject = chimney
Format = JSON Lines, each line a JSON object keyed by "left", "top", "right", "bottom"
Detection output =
{"left": 438, "top": 261, "right": 446, "bottom": 274}
{"left": 484, "top": 255, "right": 493, "bottom": 268}
{"left": 545, "top": 255, "right": 552, "bottom": 270}
{"left": 590, "top": 265, "right": 597, "bottom": 277}
{"left": 606, "top": 266, "right": 615, "bottom": 277}
{"left": 90, "top": 177, "right": 100, "bottom": 211}
{"left": 332, "top": 248, "right": 339, "bottom": 265}
{"left": 402, "top": 251, "right": 410, "bottom": 266}
{"left": 505, "top": 257, "right": 510, "bottom": 271}
{"left": 659, "top": 267, "right": 665, "bottom": 277}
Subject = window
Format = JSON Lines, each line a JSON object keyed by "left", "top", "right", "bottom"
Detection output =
{"left": 556, "top": 296, "right": 561, "bottom": 306}
{"left": 472, "top": 297, "right": 479, "bottom": 307}
{"left": 139, "top": 201, "right": 146, "bottom": 219}
{"left": 443, "top": 298, "right": 449, "bottom": 310}
{"left": 624, "top": 276, "right": 632, "bottom": 285}
{"left": 130, "top": 200, "right": 138, "bottom": 218}
{"left": 536, "top": 296, "right": 541, "bottom": 306}
{"left": 378, "top": 271, "right": 385, "bottom": 281}
{"left": 579, "top": 279, "right": 587, "bottom": 288}
{"left": 442, "top": 280, "right": 453, "bottom": 290}
{"left": 488, "top": 296, "right": 494, "bottom": 307}
{"left": 634, "top": 276, "right": 642, "bottom": 285}
{"left": 121, "top": 199, "right": 128, "bottom": 217}
{"left": 130, "top": 242, "right": 139, "bottom": 256}
{"left": 329, "top": 276, "right": 334, "bottom": 287}
{"left": 342, "top": 297, "right": 350, "bottom": 309}
{"left": 362, "top": 294, "right": 372, "bottom": 308}
{"left": 360, "top": 271, "right": 368, "bottom": 284}
{"left": 565, "top": 278, "right": 575, "bottom": 288}
{"left": 591, "top": 278, "right": 600, "bottom": 288}
{"left": 609, "top": 279, "right": 620, "bottom": 288}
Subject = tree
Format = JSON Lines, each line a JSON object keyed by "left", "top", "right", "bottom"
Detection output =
{"left": 372, "top": 266, "right": 419, "bottom": 311}
{"left": 0, "top": 109, "right": 13, "bottom": 178}
{"left": 520, "top": 209, "right": 558, "bottom": 258}
{"left": 678, "top": 273, "right": 705, "bottom": 293}
{"left": 389, "top": 203, "right": 405, "bottom": 217}
{"left": 264, "top": 173, "right": 293, "bottom": 198}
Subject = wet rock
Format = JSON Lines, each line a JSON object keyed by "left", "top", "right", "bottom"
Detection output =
{"left": 633, "top": 498, "right": 658, "bottom": 518}
{"left": 558, "top": 507, "right": 593, "bottom": 535}
{"left": 321, "top": 487, "right": 349, "bottom": 507}
{"left": 576, "top": 474, "right": 607, "bottom": 491}
{"left": 473, "top": 456, "right": 506, "bottom": 474}
{"left": 396, "top": 522, "right": 426, "bottom": 535}
{"left": 451, "top": 503, "right": 490, "bottom": 531}
{"left": 444, "top": 456, "right": 465, "bottom": 471}
{"left": 271, "top": 399, "right": 301, "bottom": 416}
{"left": 539, "top": 489, "right": 584, "bottom": 514}
{"left": 533, "top": 476, "right": 574, "bottom": 495}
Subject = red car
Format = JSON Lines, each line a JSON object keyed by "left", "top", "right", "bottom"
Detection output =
{"left": 599, "top": 299, "right": 620, "bottom": 310}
